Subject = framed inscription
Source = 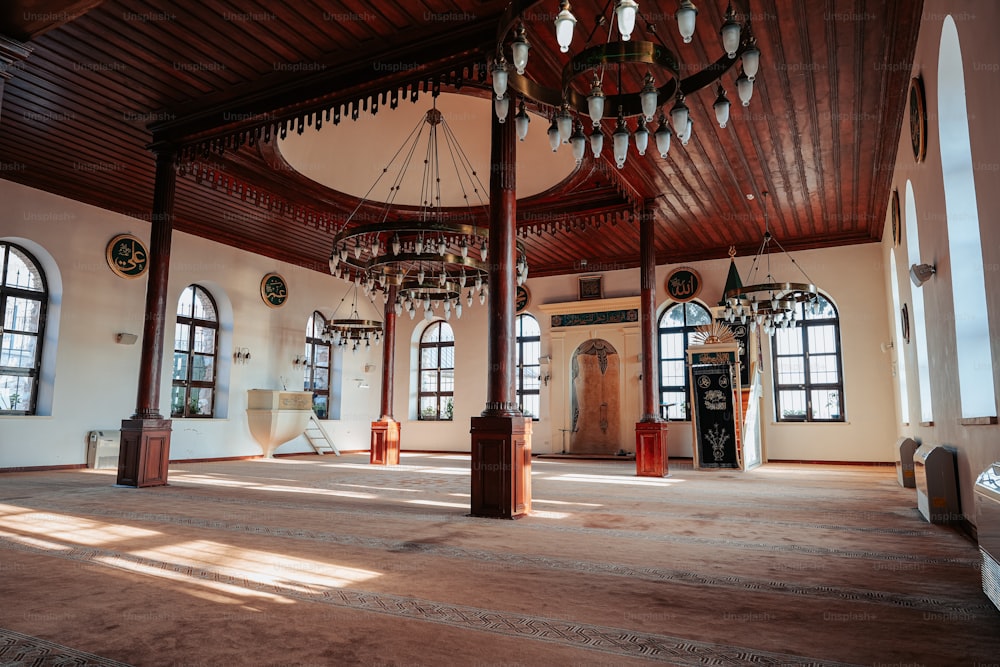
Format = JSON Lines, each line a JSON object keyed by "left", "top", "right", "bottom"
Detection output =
{"left": 106, "top": 234, "right": 148, "bottom": 279}
{"left": 665, "top": 266, "right": 702, "bottom": 302}
{"left": 909, "top": 76, "right": 927, "bottom": 163}
{"left": 516, "top": 284, "right": 530, "bottom": 313}
{"left": 578, "top": 275, "right": 603, "bottom": 301}
{"left": 890, "top": 188, "right": 901, "bottom": 247}
{"left": 260, "top": 272, "right": 288, "bottom": 308}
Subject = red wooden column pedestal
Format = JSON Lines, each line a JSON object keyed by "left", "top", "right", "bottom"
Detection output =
{"left": 370, "top": 419, "right": 400, "bottom": 465}
{"left": 117, "top": 150, "right": 176, "bottom": 488}
{"left": 470, "top": 104, "right": 530, "bottom": 518}
{"left": 371, "top": 287, "right": 401, "bottom": 465}
{"left": 635, "top": 203, "right": 669, "bottom": 477}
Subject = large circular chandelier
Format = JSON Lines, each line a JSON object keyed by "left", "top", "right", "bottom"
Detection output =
{"left": 323, "top": 284, "right": 383, "bottom": 352}
{"left": 328, "top": 105, "right": 529, "bottom": 321}
{"left": 490, "top": 0, "right": 761, "bottom": 168}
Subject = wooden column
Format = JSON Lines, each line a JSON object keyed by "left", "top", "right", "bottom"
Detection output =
{"left": 371, "top": 284, "right": 400, "bottom": 465}
{"left": 117, "top": 150, "right": 175, "bottom": 488}
{"left": 470, "top": 108, "right": 530, "bottom": 518}
{"left": 635, "top": 203, "right": 669, "bottom": 477}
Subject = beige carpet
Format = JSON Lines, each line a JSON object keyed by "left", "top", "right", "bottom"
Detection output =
{"left": 0, "top": 453, "right": 997, "bottom": 666}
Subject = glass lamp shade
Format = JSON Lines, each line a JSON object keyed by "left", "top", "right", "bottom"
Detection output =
{"left": 681, "top": 118, "right": 693, "bottom": 145}
{"left": 570, "top": 124, "right": 587, "bottom": 163}
{"left": 371, "top": 238, "right": 380, "bottom": 256}
{"left": 494, "top": 95, "right": 510, "bottom": 123}
{"left": 511, "top": 28, "right": 530, "bottom": 74}
{"left": 329, "top": 254, "right": 338, "bottom": 272}
{"left": 391, "top": 234, "right": 401, "bottom": 255}
{"left": 634, "top": 117, "right": 649, "bottom": 156}
{"left": 713, "top": 89, "right": 731, "bottom": 128}
{"left": 654, "top": 119, "right": 671, "bottom": 157}
{"left": 491, "top": 61, "right": 508, "bottom": 99}
{"left": 742, "top": 45, "right": 760, "bottom": 81}
{"left": 589, "top": 126, "right": 604, "bottom": 158}
{"left": 612, "top": 118, "right": 630, "bottom": 168}
{"left": 616, "top": 0, "right": 639, "bottom": 41}
{"left": 587, "top": 78, "right": 605, "bottom": 123}
{"left": 721, "top": 17, "right": 741, "bottom": 58}
{"left": 737, "top": 71, "right": 753, "bottom": 106}
{"left": 670, "top": 97, "right": 689, "bottom": 135}
{"left": 557, "top": 107, "right": 574, "bottom": 143}
{"left": 555, "top": 4, "right": 577, "bottom": 53}
{"left": 514, "top": 102, "right": 530, "bottom": 141}
{"left": 547, "top": 117, "right": 561, "bottom": 151}
{"left": 640, "top": 72, "right": 658, "bottom": 121}
{"left": 676, "top": 1, "right": 698, "bottom": 43}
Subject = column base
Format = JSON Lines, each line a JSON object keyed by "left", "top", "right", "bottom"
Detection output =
{"left": 635, "top": 420, "right": 669, "bottom": 477}
{"left": 117, "top": 418, "right": 172, "bottom": 487}
{"left": 470, "top": 416, "right": 531, "bottom": 518}
{"left": 370, "top": 419, "right": 401, "bottom": 466}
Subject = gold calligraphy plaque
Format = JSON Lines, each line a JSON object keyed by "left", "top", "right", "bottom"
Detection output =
{"left": 106, "top": 234, "right": 149, "bottom": 279}
{"left": 665, "top": 266, "right": 702, "bottom": 302}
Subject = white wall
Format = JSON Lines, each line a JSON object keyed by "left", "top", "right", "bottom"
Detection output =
{"left": 0, "top": 179, "right": 381, "bottom": 469}
{"left": 521, "top": 243, "right": 896, "bottom": 463}
{"left": 883, "top": 0, "right": 1000, "bottom": 525}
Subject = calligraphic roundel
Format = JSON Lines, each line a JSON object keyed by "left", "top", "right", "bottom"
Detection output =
{"left": 665, "top": 267, "right": 702, "bottom": 302}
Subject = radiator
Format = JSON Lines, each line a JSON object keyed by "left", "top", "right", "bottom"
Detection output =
{"left": 87, "top": 430, "right": 121, "bottom": 469}
{"left": 975, "top": 462, "right": 1000, "bottom": 612}
{"left": 913, "top": 443, "right": 960, "bottom": 523}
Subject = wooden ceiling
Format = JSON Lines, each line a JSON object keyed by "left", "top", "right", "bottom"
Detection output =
{"left": 0, "top": 0, "right": 922, "bottom": 277}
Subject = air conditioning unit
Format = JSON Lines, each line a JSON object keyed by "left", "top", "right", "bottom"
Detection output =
{"left": 87, "top": 430, "right": 121, "bottom": 469}
{"left": 975, "top": 462, "right": 1000, "bottom": 613}
{"left": 895, "top": 436, "right": 918, "bottom": 488}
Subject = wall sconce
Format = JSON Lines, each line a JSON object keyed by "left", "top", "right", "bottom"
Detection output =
{"left": 115, "top": 332, "right": 138, "bottom": 345}
{"left": 539, "top": 355, "right": 552, "bottom": 386}
{"left": 909, "top": 263, "right": 936, "bottom": 287}
{"left": 233, "top": 347, "right": 251, "bottom": 364}
{"left": 880, "top": 341, "right": 894, "bottom": 354}
{"left": 292, "top": 354, "right": 311, "bottom": 368}
{"left": 363, "top": 363, "right": 375, "bottom": 373}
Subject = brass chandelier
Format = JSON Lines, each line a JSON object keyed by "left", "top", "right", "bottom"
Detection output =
{"left": 722, "top": 192, "right": 821, "bottom": 334}
{"left": 323, "top": 283, "right": 383, "bottom": 352}
{"left": 328, "top": 103, "right": 529, "bottom": 321}
{"left": 490, "top": 0, "right": 761, "bottom": 168}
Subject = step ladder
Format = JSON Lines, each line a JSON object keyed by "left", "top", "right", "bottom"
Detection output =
{"left": 303, "top": 414, "right": 339, "bottom": 455}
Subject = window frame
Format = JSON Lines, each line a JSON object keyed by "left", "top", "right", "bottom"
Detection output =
{"left": 418, "top": 321, "right": 454, "bottom": 421}
{"left": 515, "top": 313, "right": 541, "bottom": 420}
{"left": 0, "top": 243, "right": 48, "bottom": 416}
{"left": 171, "top": 284, "right": 219, "bottom": 419}
{"left": 657, "top": 301, "right": 712, "bottom": 421}
{"left": 770, "top": 295, "right": 846, "bottom": 423}
{"left": 304, "top": 311, "right": 332, "bottom": 419}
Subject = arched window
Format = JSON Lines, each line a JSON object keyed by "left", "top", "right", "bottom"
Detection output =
{"left": 771, "top": 295, "right": 845, "bottom": 422}
{"left": 0, "top": 243, "right": 47, "bottom": 415}
{"left": 938, "top": 16, "right": 996, "bottom": 419}
{"left": 889, "top": 252, "right": 910, "bottom": 424}
{"left": 905, "top": 181, "right": 933, "bottom": 423}
{"left": 418, "top": 321, "right": 454, "bottom": 420}
{"left": 516, "top": 313, "right": 541, "bottom": 419}
{"left": 172, "top": 285, "right": 218, "bottom": 418}
{"left": 305, "top": 312, "right": 331, "bottom": 418}
{"left": 657, "top": 301, "right": 712, "bottom": 420}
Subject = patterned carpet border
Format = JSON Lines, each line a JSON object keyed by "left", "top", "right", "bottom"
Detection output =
{"left": 0, "top": 535, "right": 862, "bottom": 667}
{"left": 0, "top": 627, "right": 131, "bottom": 667}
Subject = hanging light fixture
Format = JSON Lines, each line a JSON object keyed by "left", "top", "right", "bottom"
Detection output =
{"left": 328, "top": 102, "right": 527, "bottom": 317}
{"left": 489, "top": 0, "right": 760, "bottom": 169}
{"left": 723, "top": 192, "right": 821, "bottom": 335}
{"left": 323, "top": 283, "right": 384, "bottom": 349}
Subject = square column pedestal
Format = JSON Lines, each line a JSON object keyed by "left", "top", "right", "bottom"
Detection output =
{"left": 116, "top": 418, "right": 172, "bottom": 487}
{"left": 370, "top": 419, "right": 401, "bottom": 466}
{"left": 470, "top": 416, "right": 531, "bottom": 518}
{"left": 635, "top": 420, "right": 669, "bottom": 477}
